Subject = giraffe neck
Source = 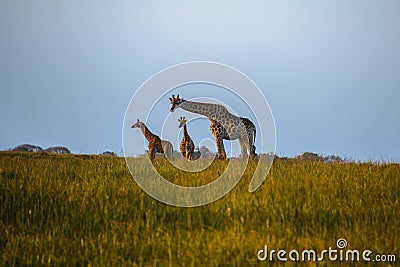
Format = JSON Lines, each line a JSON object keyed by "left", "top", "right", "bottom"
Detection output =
{"left": 179, "top": 101, "right": 227, "bottom": 120}
{"left": 183, "top": 124, "right": 190, "bottom": 140}
{"left": 140, "top": 124, "right": 158, "bottom": 142}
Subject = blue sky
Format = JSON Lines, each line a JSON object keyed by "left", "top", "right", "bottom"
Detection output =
{"left": 1, "top": 1, "right": 399, "bottom": 161}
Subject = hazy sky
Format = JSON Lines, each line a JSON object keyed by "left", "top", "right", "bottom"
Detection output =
{"left": 1, "top": 1, "right": 399, "bottom": 161}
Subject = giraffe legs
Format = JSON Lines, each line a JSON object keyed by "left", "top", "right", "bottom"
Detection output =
{"left": 240, "top": 123, "right": 257, "bottom": 160}
{"left": 238, "top": 138, "right": 248, "bottom": 159}
{"left": 163, "top": 142, "right": 173, "bottom": 160}
{"left": 185, "top": 148, "right": 193, "bottom": 160}
{"left": 149, "top": 147, "right": 156, "bottom": 161}
{"left": 239, "top": 135, "right": 257, "bottom": 160}
{"left": 181, "top": 149, "right": 194, "bottom": 160}
{"left": 210, "top": 120, "right": 227, "bottom": 160}
{"left": 215, "top": 136, "right": 227, "bottom": 160}
{"left": 248, "top": 133, "right": 257, "bottom": 159}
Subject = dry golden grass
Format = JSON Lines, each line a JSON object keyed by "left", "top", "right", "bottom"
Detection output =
{"left": 0, "top": 152, "right": 398, "bottom": 266}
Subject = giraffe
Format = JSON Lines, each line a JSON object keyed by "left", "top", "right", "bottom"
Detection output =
{"left": 178, "top": 116, "right": 195, "bottom": 160}
{"left": 169, "top": 94, "right": 257, "bottom": 160}
{"left": 211, "top": 117, "right": 257, "bottom": 156}
{"left": 131, "top": 119, "right": 173, "bottom": 160}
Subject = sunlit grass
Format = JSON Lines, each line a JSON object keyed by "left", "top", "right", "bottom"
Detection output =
{"left": 0, "top": 152, "right": 399, "bottom": 266}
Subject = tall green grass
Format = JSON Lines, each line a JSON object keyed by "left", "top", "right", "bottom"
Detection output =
{"left": 0, "top": 152, "right": 398, "bottom": 266}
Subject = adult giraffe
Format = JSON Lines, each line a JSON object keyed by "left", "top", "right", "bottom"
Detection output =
{"left": 169, "top": 94, "right": 256, "bottom": 160}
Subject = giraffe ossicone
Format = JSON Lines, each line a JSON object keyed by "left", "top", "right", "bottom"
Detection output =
{"left": 170, "top": 95, "right": 257, "bottom": 160}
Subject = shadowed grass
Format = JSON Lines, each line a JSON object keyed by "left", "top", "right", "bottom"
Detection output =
{"left": 0, "top": 152, "right": 398, "bottom": 266}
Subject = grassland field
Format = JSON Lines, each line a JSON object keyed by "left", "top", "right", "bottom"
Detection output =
{"left": 0, "top": 151, "right": 399, "bottom": 266}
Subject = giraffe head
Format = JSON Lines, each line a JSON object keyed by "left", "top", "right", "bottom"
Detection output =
{"left": 169, "top": 94, "right": 185, "bottom": 112}
{"left": 131, "top": 119, "right": 144, "bottom": 128}
{"left": 178, "top": 116, "right": 188, "bottom": 128}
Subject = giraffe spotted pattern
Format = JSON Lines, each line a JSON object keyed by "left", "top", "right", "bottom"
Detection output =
{"left": 170, "top": 94, "right": 257, "bottom": 160}
{"left": 132, "top": 119, "right": 173, "bottom": 160}
{"left": 178, "top": 117, "right": 195, "bottom": 160}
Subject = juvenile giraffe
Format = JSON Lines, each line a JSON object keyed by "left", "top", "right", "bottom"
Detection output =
{"left": 178, "top": 117, "right": 195, "bottom": 160}
{"left": 131, "top": 119, "right": 173, "bottom": 160}
{"left": 170, "top": 94, "right": 257, "bottom": 160}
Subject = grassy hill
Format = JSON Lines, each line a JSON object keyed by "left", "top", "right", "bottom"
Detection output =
{"left": 0, "top": 152, "right": 398, "bottom": 266}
